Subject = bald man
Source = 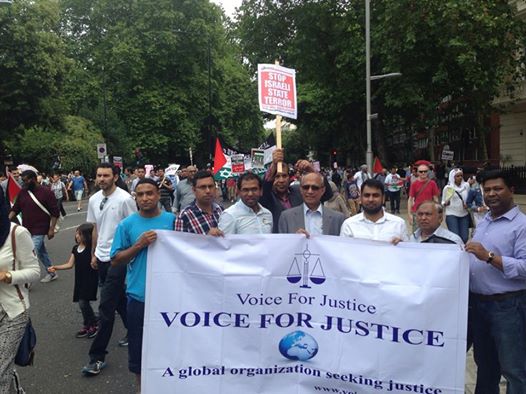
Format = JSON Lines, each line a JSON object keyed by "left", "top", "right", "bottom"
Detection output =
{"left": 173, "top": 165, "right": 197, "bottom": 213}
{"left": 278, "top": 172, "right": 345, "bottom": 236}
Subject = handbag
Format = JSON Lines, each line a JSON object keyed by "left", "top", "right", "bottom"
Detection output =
{"left": 10, "top": 224, "right": 37, "bottom": 367}
{"left": 454, "top": 190, "right": 475, "bottom": 229}
{"left": 27, "top": 190, "right": 59, "bottom": 234}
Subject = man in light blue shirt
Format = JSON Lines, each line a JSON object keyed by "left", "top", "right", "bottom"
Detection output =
{"left": 465, "top": 170, "right": 526, "bottom": 393}
{"left": 219, "top": 172, "right": 272, "bottom": 234}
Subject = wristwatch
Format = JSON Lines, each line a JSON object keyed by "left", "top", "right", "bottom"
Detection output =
{"left": 4, "top": 272, "right": 12, "bottom": 284}
{"left": 486, "top": 251, "right": 495, "bottom": 264}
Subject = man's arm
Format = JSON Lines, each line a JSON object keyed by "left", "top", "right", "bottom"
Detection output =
{"left": 218, "top": 212, "right": 236, "bottom": 235}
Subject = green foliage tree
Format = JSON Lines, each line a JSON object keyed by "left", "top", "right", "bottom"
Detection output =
{"left": 60, "top": 0, "right": 264, "bottom": 166}
{"left": 0, "top": 0, "right": 71, "bottom": 162}
{"left": 7, "top": 116, "right": 104, "bottom": 175}
{"left": 235, "top": 0, "right": 526, "bottom": 165}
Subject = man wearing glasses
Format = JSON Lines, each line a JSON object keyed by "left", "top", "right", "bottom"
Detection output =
{"left": 175, "top": 170, "right": 224, "bottom": 235}
{"left": 278, "top": 172, "right": 345, "bottom": 237}
{"left": 219, "top": 172, "right": 273, "bottom": 234}
{"left": 82, "top": 163, "right": 137, "bottom": 377}
{"left": 407, "top": 164, "right": 440, "bottom": 231}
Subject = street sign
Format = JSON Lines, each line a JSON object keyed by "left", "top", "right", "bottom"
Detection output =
{"left": 96, "top": 143, "right": 107, "bottom": 159}
{"left": 441, "top": 150, "right": 454, "bottom": 161}
{"left": 258, "top": 64, "right": 297, "bottom": 119}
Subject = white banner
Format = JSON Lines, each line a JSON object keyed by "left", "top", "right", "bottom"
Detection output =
{"left": 143, "top": 233, "right": 469, "bottom": 394}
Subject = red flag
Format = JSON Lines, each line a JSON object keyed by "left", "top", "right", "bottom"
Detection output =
{"left": 213, "top": 138, "right": 227, "bottom": 175}
{"left": 372, "top": 157, "right": 384, "bottom": 174}
{"left": 6, "top": 168, "right": 22, "bottom": 205}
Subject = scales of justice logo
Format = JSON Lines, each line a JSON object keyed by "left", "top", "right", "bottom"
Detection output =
{"left": 286, "top": 244, "right": 325, "bottom": 288}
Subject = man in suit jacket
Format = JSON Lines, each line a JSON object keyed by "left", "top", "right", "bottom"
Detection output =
{"left": 261, "top": 148, "right": 333, "bottom": 233}
{"left": 278, "top": 172, "right": 345, "bottom": 236}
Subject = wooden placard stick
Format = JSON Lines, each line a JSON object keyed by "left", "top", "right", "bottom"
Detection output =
{"left": 275, "top": 59, "right": 283, "bottom": 174}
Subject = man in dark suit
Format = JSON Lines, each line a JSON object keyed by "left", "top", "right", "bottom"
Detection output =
{"left": 261, "top": 148, "right": 332, "bottom": 233}
{"left": 278, "top": 172, "right": 345, "bottom": 236}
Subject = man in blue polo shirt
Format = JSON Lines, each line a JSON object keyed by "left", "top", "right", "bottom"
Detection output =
{"left": 110, "top": 178, "right": 175, "bottom": 392}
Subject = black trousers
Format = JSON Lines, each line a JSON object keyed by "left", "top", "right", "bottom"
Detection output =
{"left": 89, "top": 262, "right": 128, "bottom": 363}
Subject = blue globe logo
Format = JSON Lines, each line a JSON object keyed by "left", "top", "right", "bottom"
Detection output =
{"left": 278, "top": 331, "right": 319, "bottom": 361}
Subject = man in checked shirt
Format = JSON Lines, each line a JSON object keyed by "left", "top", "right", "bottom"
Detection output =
{"left": 175, "top": 170, "right": 224, "bottom": 236}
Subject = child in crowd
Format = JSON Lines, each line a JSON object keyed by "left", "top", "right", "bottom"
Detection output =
{"left": 48, "top": 223, "right": 99, "bottom": 338}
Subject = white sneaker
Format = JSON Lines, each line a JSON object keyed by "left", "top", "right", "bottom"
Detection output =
{"left": 40, "top": 273, "right": 58, "bottom": 283}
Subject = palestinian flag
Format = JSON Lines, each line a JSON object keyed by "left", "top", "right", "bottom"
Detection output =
{"left": 373, "top": 157, "right": 384, "bottom": 175}
{"left": 5, "top": 168, "right": 21, "bottom": 205}
{"left": 213, "top": 135, "right": 275, "bottom": 180}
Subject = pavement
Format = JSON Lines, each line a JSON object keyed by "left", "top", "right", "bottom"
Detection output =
{"left": 15, "top": 192, "right": 524, "bottom": 393}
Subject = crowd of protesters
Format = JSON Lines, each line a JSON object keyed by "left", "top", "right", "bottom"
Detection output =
{"left": 0, "top": 151, "right": 524, "bottom": 393}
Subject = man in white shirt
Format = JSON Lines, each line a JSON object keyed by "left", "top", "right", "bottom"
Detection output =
{"left": 278, "top": 172, "right": 345, "bottom": 236}
{"left": 219, "top": 172, "right": 272, "bottom": 234}
{"left": 82, "top": 163, "right": 137, "bottom": 376}
{"left": 340, "top": 179, "right": 408, "bottom": 243}
{"left": 353, "top": 164, "right": 371, "bottom": 190}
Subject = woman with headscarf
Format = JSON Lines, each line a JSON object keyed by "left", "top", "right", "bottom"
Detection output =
{"left": 441, "top": 168, "right": 470, "bottom": 243}
{"left": 0, "top": 187, "right": 40, "bottom": 391}
{"left": 324, "top": 181, "right": 350, "bottom": 218}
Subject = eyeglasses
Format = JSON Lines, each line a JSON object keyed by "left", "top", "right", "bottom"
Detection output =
{"left": 301, "top": 185, "right": 322, "bottom": 191}
{"left": 99, "top": 197, "right": 108, "bottom": 211}
{"left": 418, "top": 170, "right": 428, "bottom": 174}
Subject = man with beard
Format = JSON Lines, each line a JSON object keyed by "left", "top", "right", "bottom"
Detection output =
{"left": 340, "top": 179, "right": 408, "bottom": 243}
{"left": 82, "top": 163, "right": 137, "bottom": 377}
{"left": 9, "top": 170, "right": 60, "bottom": 282}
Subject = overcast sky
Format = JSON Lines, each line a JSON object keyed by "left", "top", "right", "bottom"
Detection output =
{"left": 211, "top": 0, "right": 242, "bottom": 17}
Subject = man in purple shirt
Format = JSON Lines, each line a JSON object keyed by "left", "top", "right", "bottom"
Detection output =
{"left": 9, "top": 170, "right": 60, "bottom": 283}
{"left": 465, "top": 170, "right": 526, "bottom": 393}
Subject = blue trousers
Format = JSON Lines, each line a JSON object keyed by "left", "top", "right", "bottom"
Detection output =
{"left": 31, "top": 235, "right": 52, "bottom": 269}
{"left": 471, "top": 292, "right": 526, "bottom": 393}
{"left": 127, "top": 298, "right": 145, "bottom": 374}
{"left": 445, "top": 214, "right": 470, "bottom": 244}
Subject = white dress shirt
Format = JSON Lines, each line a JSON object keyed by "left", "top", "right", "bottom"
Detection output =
{"left": 219, "top": 200, "right": 273, "bottom": 234}
{"left": 340, "top": 211, "right": 408, "bottom": 242}
{"left": 303, "top": 203, "right": 323, "bottom": 236}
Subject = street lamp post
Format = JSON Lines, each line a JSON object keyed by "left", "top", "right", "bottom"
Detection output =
{"left": 365, "top": 0, "right": 401, "bottom": 172}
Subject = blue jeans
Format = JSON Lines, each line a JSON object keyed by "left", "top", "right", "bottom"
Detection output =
{"left": 31, "top": 235, "right": 52, "bottom": 269}
{"left": 445, "top": 215, "right": 470, "bottom": 244}
{"left": 471, "top": 293, "right": 526, "bottom": 393}
{"left": 127, "top": 297, "right": 145, "bottom": 374}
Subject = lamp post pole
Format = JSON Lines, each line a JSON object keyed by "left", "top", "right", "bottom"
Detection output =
{"left": 365, "top": 0, "right": 401, "bottom": 172}
{"left": 365, "top": 0, "right": 372, "bottom": 172}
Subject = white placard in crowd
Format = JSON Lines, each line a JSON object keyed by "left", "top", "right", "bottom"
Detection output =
{"left": 142, "top": 232, "right": 468, "bottom": 394}
{"left": 258, "top": 64, "right": 297, "bottom": 119}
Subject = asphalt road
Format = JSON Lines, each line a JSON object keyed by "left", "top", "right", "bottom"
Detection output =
{"left": 16, "top": 200, "right": 135, "bottom": 394}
